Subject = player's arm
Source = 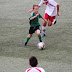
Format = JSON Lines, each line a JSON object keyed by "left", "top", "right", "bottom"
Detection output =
{"left": 41, "top": 16, "right": 47, "bottom": 23}
{"left": 27, "top": 9, "right": 33, "bottom": 13}
{"left": 30, "top": 14, "right": 39, "bottom": 20}
{"left": 57, "top": 4, "right": 60, "bottom": 16}
{"left": 39, "top": 0, "right": 44, "bottom": 7}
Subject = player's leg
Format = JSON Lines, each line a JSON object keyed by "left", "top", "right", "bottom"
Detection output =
{"left": 36, "top": 29, "right": 43, "bottom": 42}
{"left": 48, "top": 20, "right": 52, "bottom": 26}
{"left": 24, "top": 34, "right": 32, "bottom": 46}
{"left": 35, "top": 25, "right": 43, "bottom": 42}
{"left": 41, "top": 19, "right": 47, "bottom": 37}
{"left": 48, "top": 16, "right": 55, "bottom": 26}
{"left": 41, "top": 13, "right": 48, "bottom": 37}
{"left": 52, "top": 16, "right": 57, "bottom": 25}
{"left": 24, "top": 27, "right": 34, "bottom": 46}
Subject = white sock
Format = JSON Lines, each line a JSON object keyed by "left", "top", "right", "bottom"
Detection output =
{"left": 42, "top": 26, "right": 46, "bottom": 34}
{"left": 52, "top": 16, "right": 57, "bottom": 24}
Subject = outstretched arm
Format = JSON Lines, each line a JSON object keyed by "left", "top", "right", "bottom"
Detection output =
{"left": 27, "top": 9, "right": 33, "bottom": 13}
{"left": 41, "top": 16, "right": 47, "bottom": 23}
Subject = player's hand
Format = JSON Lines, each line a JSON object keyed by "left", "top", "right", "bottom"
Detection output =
{"left": 36, "top": 14, "right": 39, "bottom": 17}
{"left": 27, "top": 9, "right": 33, "bottom": 13}
{"left": 57, "top": 13, "right": 60, "bottom": 16}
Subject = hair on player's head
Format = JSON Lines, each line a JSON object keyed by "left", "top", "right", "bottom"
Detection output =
{"left": 33, "top": 4, "right": 39, "bottom": 10}
{"left": 29, "top": 56, "right": 38, "bottom": 67}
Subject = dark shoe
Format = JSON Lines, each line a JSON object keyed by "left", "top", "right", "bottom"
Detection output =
{"left": 41, "top": 33, "right": 46, "bottom": 37}
{"left": 24, "top": 42, "right": 27, "bottom": 46}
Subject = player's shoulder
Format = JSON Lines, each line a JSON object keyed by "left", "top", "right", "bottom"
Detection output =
{"left": 49, "top": 0, "right": 57, "bottom": 3}
{"left": 25, "top": 67, "right": 45, "bottom": 72}
{"left": 49, "top": 0, "right": 58, "bottom": 5}
{"left": 39, "top": 13, "right": 42, "bottom": 16}
{"left": 25, "top": 68, "right": 32, "bottom": 72}
{"left": 36, "top": 67, "right": 45, "bottom": 72}
{"left": 30, "top": 12, "right": 35, "bottom": 16}
{"left": 49, "top": 0, "right": 55, "bottom": 1}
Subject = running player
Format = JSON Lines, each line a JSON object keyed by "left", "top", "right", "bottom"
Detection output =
{"left": 24, "top": 5, "right": 46, "bottom": 46}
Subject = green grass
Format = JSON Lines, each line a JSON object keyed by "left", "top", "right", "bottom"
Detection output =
{"left": 0, "top": 0, "right": 72, "bottom": 72}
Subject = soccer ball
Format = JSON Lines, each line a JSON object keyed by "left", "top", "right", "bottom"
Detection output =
{"left": 37, "top": 42, "right": 45, "bottom": 50}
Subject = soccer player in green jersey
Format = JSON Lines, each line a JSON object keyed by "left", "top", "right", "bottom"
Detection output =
{"left": 24, "top": 4, "right": 46, "bottom": 46}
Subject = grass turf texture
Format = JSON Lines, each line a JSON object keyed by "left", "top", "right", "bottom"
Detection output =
{"left": 0, "top": 0, "right": 72, "bottom": 72}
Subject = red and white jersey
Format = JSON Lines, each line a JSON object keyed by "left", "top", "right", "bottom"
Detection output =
{"left": 39, "top": 0, "right": 58, "bottom": 16}
{"left": 25, "top": 67, "right": 45, "bottom": 72}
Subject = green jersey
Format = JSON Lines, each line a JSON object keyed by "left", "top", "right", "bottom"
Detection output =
{"left": 29, "top": 12, "right": 42, "bottom": 27}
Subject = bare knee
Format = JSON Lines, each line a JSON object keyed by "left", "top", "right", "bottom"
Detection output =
{"left": 48, "top": 21, "right": 52, "bottom": 26}
{"left": 36, "top": 30, "right": 40, "bottom": 36}
{"left": 28, "top": 34, "right": 32, "bottom": 38}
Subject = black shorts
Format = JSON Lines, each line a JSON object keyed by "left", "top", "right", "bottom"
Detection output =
{"left": 29, "top": 25, "right": 41, "bottom": 34}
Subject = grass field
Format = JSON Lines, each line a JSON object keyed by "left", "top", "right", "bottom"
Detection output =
{"left": 0, "top": 0, "right": 72, "bottom": 72}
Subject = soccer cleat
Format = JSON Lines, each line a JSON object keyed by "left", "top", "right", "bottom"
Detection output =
{"left": 40, "top": 40, "right": 43, "bottom": 42}
{"left": 52, "top": 16, "right": 57, "bottom": 25}
{"left": 53, "top": 21, "right": 57, "bottom": 25}
{"left": 41, "top": 33, "right": 46, "bottom": 37}
{"left": 24, "top": 42, "right": 27, "bottom": 46}
{"left": 40, "top": 40, "right": 44, "bottom": 43}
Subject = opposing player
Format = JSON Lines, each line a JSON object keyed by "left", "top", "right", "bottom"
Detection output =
{"left": 25, "top": 56, "right": 45, "bottom": 72}
{"left": 24, "top": 5, "right": 46, "bottom": 46}
{"left": 28, "top": 0, "right": 60, "bottom": 37}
